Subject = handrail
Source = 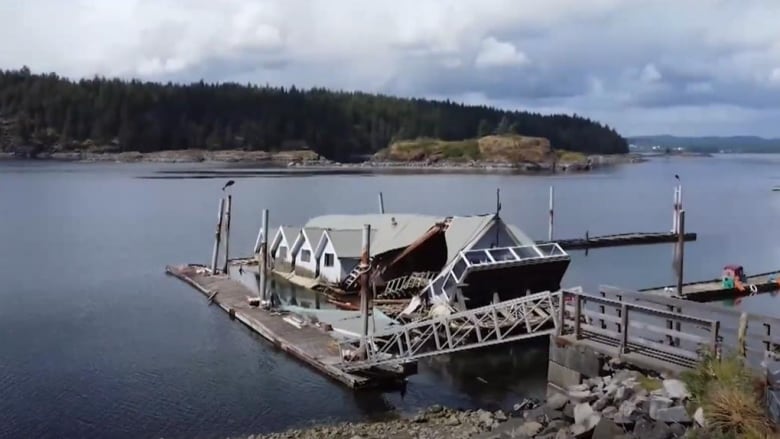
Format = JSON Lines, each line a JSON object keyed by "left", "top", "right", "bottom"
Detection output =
{"left": 559, "top": 290, "right": 720, "bottom": 365}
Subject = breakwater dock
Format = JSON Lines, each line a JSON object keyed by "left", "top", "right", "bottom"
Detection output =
{"left": 166, "top": 263, "right": 414, "bottom": 388}
{"left": 538, "top": 231, "right": 697, "bottom": 250}
{"left": 641, "top": 269, "right": 780, "bottom": 302}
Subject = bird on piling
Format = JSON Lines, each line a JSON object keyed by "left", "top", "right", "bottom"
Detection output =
{"left": 222, "top": 180, "right": 235, "bottom": 191}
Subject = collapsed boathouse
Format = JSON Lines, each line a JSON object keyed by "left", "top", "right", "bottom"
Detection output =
{"left": 260, "top": 212, "right": 571, "bottom": 310}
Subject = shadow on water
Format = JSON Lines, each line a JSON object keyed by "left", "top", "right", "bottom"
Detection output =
{"left": 419, "top": 337, "right": 550, "bottom": 408}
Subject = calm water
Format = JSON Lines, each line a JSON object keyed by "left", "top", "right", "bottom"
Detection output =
{"left": 1, "top": 155, "right": 780, "bottom": 439}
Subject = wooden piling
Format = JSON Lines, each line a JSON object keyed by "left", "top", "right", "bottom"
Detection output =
{"left": 548, "top": 186, "right": 555, "bottom": 241}
{"left": 254, "top": 209, "right": 268, "bottom": 256}
{"left": 359, "top": 224, "right": 372, "bottom": 356}
{"left": 676, "top": 210, "right": 686, "bottom": 296}
{"left": 261, "top": 209, "right": 269, "bottom": 267}
{"left": 672, "top": 186, "right": 679, "bottom": 233}
{"left": 222, "top": 195, "right": 232, "bottom": 274}
{"left": 260, "top": 209, "right": 269, "bottom": 299}
{"left": 378, "top": 192, "right": 385, "bottom": 214}
{"left": 211, "top": 198, "right": 225, "bottom": 274}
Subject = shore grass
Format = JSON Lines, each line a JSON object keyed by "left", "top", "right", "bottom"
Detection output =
{"left": 681, "top": 349, "right": 774, "bottom": 438}
{"left": 380, "top": 134, "right": 556, "bottom": 163}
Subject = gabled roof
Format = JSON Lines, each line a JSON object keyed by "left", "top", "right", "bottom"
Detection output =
{"left": 305, "top": 214, "right": 441, "bottom": 256}
{"left": 507, "top": 224, "right": 535, "bottom": 246}
{"left": 303, "top": 213, "right": 537, "bottom": 264}
{"left": 444, "top": 214, "right": 496, "bottom": 264}
{"left": 270, "top": 226, "right": 300, "bottom": 252}
{"left": 318, "top": 229, "right": 377, "bottom": 259}
{"left": 292, "top": 227, "right": 327, "bottom": 256}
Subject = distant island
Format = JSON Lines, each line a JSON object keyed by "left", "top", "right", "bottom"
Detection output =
{"left": 629, "top": 135, "right": 780, "bottom": 153}
{"left": 0, "top": 67, "right": 627, "bottom": 165}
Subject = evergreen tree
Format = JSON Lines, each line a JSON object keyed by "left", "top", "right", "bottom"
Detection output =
{"left": 496, "top": 116, "right": 511, "bottom": 134}
{"left": 477, "top": 119, "right": 493, "bottom": 137}
{"left": 0, "top": 68, "right": 629, "bottom": 159}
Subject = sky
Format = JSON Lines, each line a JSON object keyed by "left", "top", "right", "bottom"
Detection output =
{"left": 2, "top": 0, "right": 780, "bottom": 137}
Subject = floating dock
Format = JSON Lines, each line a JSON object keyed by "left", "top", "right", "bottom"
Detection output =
{"left": 640, "top": 269, "right": 780, "bottom": 302}
{"left": 165, "top": 264, "right": 414, "bottom": 389}
{"left": 537, "top": 231, "right": 697, "bottom": 250}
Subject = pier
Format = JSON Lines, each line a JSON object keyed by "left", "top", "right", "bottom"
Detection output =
{"left": 537, "top": 231, "right": 697, "bottom": 250}
{"left": 535, "top": 183, "right": 696, "bottom": 250}
{"left": 163, "top": 184, "right": 727, "bottom": 391}
{"left": 640, "top": 269, "right": 780, "bottom": 302}
{"left": 166, "top": 264, "right": 414, "bottom": 389}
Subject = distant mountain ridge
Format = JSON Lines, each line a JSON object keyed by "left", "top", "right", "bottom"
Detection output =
{"left": 628, "top": 135, "right": 780, "bottom": 153}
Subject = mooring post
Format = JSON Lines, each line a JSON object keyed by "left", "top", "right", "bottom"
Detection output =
{"left": 254, "top": 209, "right": 268, "bottom": 255}
{"left": 211, "top": 198, "right": 226, "bottom": 274}
{"left": 678, "top": 184, "right": 683, "bottom": 217}
{"left": 260, "top": 209, "right": 269, "bottom": 300}
{"left": 676, "top": 209, "right": 686, "bottom": 297}
{"left": 548, "top": 186, "right": 554, "bottom": 242}
{"left": 378, "top": 192, "right": 385, "bottom": 214}
{"left": 261, "top": 209, "right": 269, "bottom": 268}
{"left": 671, "top": 186, "right": 679, "bottom": 233}
{"left": 359, "top": 224, "right": 372, "bottom": 357}
{"left": 222, "top": 195, "right": 232, "bottom": 274}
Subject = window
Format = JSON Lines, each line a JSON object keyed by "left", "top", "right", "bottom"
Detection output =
{"left": 278, "top": 246, "right": 287, "bottom": 259}
{"left": 301, "top": 250, "right": 311, "bottom": 262}
{"left": 324, "top": 253, "right": 334, "bottom": 267}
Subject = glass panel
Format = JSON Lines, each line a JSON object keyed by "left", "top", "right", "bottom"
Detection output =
{"left": 431, "top": 276, "right": 446, "bottom": 296}
{"left": 488, "top": 248, "right": 516, "bottom": 262}
{"left": 536, "top": 243, "right": 564, "bottom": 256}
{"left": 453, "top": 259, "right": 467, "bottom": 280}
{"left": 512, "top": 245, "right": 539, "bottom": 259}
{"left": 465, "top": 250, "right": 491, "bottom": 265}
{"left": 443, "top": 272, "right": 457, "bottom": 294}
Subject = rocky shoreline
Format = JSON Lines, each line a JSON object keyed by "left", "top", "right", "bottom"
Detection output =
{"left": 0, "top": 148, "right": 645, "bottom": 174}
{"left": 233, "top": 362, "right": 705, "bottom": 439}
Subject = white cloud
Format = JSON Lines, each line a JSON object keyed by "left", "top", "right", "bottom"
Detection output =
{"left": 474, "top": 37, "right": 529, "bottom": 68}
{"left": 770, "top": 68, "right": 780, "bottom": 84}
{"left": 639, "top": 64, "right": 662, "bottom": 83}
{"left": 2, "top": 0, "right": 780, "bottom": 135}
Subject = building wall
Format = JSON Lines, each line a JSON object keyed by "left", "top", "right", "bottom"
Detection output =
{"left": 272, "top": 236, "right": 294, "bottom": 272}
{"left": 471, "top": 222, "right": 520, "bottom": 249}
{"left": 317, "top": 239, "right": 343, "bottom": 284}
{"left": 294, "top": 237, "right": 319, "bottom": 278}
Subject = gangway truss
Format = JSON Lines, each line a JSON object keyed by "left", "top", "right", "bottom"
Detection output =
{"left": 337, "top": 290, "right": 562, "bottom": 371}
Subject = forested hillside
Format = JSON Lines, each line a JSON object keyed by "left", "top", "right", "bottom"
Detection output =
{"left": 0, "top": 67, "right": 628, "bottom": 160}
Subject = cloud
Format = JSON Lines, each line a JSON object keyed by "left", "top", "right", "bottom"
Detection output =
{"left": 475, "top": 37, "right": 529, "bottom": 68}
{"left": 639, "top": 64, "right": 662, "bottom": 83}
{"left": 2, "top": 0, "right": 780, "bottom": 136}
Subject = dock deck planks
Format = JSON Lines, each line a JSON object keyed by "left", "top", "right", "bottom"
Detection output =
{"left": 538, "top": 232, "right": 697, "bottom": 250}
{"left": 640, "top": 270, "right": 780, "bottom": 302}
{"left": 166, "top": 264, "right": 406, "bottom": 389}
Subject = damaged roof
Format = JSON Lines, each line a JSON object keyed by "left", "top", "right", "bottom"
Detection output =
{"left": 304, "top": 213, "right": 535, "bottom": 262}
{"left": 305, "top": 214, "right": 441, "bottom": 256}
{"left": 443, "top": 214, "right": 495, "bottom": 265}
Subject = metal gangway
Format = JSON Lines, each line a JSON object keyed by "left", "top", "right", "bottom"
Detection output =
{"left": 337, "top": 290, "right": 561, "bottom": 372}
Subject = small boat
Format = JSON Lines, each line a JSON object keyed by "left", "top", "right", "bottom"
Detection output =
{"left": 773, "top": 186, "right": 780, "bottom": 192}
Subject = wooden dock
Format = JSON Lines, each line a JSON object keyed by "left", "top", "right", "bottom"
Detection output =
{"left": 165, "top": 264, "right": 413, "bottom": 389}
{"left": 640, "top": 270, "right": 780, "bottom": 302}
{"left": 537, "top": 231, "right": 697, "bottom": 250}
